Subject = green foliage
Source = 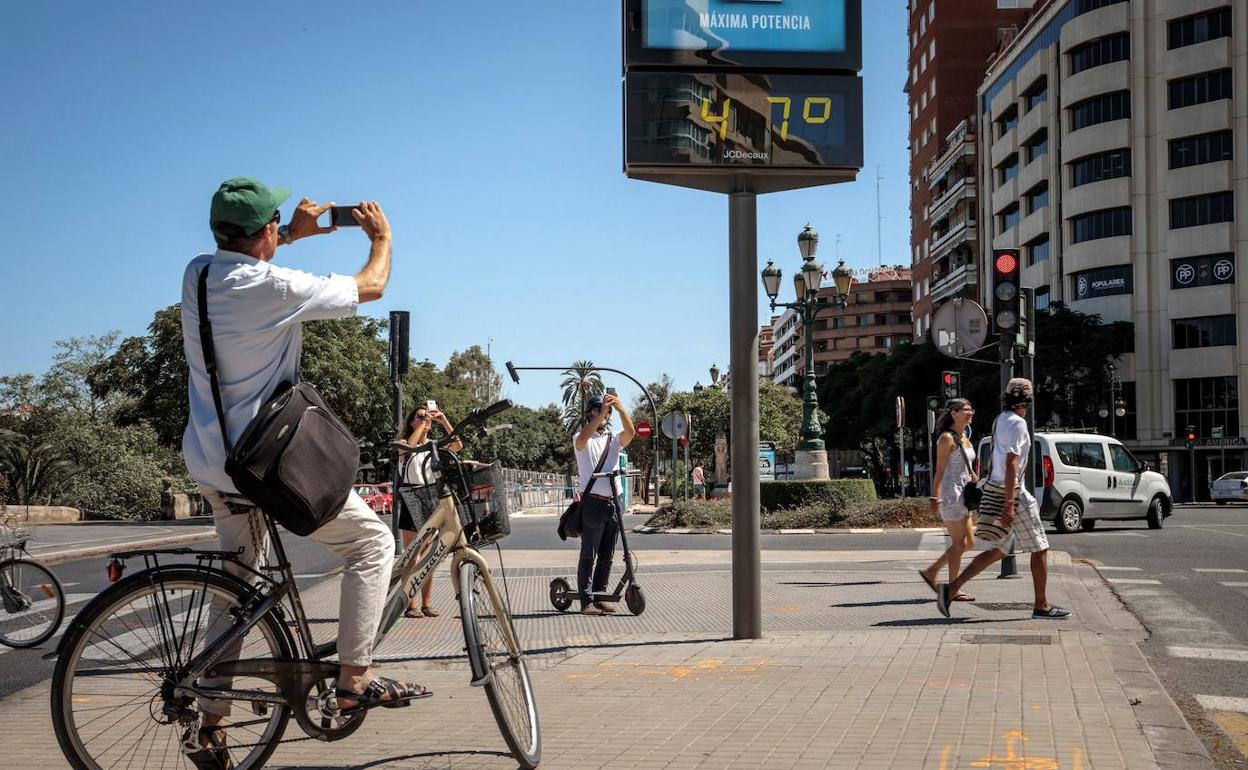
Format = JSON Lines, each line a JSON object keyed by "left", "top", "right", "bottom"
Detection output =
{"left": 476, "top": 403, "right": 573, "bottom": 474}
{"left": 759, "top": 479, "right": 876, "bottom": 512}
{"left": 646, "top": 490, "right": 932, "bottom": 530}
{"left": 0, "top": 430, "right": 78, "bottom": 506}
{"left": 559, "top": 362, "right": 603, "bottom": 435}
{"left": 445, "top": 345, "right": 503, "bottom": 404}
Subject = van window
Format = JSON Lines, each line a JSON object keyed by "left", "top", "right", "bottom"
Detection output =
{"left": 1078, "top": 442, "right": 1107, "bottom": 469}
{"left": 1109, "top": 444, "right": 1134, "bottom": 472}
{"left": 1055, "top": 442, "right": 1079, "bottom": 466}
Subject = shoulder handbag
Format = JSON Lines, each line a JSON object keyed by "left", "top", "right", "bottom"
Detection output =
{"left": 197, "top": 265, "right": 359, "bottom": 536}
{"left": 946, "top": 430, "right": 983, "bottom": 511}
{"left": 557, "top": 434, "right": 613, "bottom": 541}
{"left": 974, "top": 414, "right": 1017, "bottom": 545}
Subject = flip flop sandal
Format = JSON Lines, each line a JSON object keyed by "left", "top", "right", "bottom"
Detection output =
{"left": 181, "top": 725, "right": 233, "bottom": 770}
{"left": 420, "top": 605, "right": 441, "bottom": 617}
{"left": 917, "top": 570, "right": 938, "bottom": 593}
{"left": 403, "top": 607, "right": 423, "bottom": 619}
{"left": 953, "top": 593, "right": 976, "bottom": 602}
{"left": 336, "top": 677, "right": 431, "bottom": 715}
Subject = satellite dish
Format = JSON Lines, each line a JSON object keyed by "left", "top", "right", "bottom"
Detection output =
{"left": 931, "top": 297, "right": 989, "bottom": 358}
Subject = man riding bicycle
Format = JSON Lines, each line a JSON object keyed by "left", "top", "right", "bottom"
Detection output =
{"left": 180, "top": 178, "right": 425, "bottom": 766}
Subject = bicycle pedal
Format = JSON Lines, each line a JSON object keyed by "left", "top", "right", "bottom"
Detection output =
{"left": 250, "top": 702, "right": 269, "bottom": 716}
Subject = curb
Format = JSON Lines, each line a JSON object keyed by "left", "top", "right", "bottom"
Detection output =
{"left": 633, "top": 525, "right": 948, "bottom": 535}
{"left": 35, "top": 531, "right": 218, "bottom": 567}
{"left": 20, "top": 518, "right": 215, "bottom": 527}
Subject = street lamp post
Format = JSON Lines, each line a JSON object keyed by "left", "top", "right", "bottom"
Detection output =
{"left": 1098, "top": 365, "right": 1126, "bottom": 437}
{"left": 761, "top": 224, "right": 854, "bottom": 481}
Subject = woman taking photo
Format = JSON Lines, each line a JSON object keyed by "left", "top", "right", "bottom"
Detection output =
{"left": 919, "top": 398, "right": 978, "bottom": 602}
{"left": 397, "top": 402, "right": 462, "bottom": 618}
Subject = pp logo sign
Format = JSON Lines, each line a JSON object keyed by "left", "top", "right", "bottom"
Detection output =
{"left": 1175, "top": 263, "right": 1196, "bottom": 285}
{"left": 1077, "top": 276, "right": 1089, "bottom": 298}
{"left": 1214, "top": 259, "right": 1234, "bottom": 282}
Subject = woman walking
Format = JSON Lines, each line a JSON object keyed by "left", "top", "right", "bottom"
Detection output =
{"left": 397, "top": 403, "right": 462, "bottom": 618}
{"left": 919, "top": 399, "right": 978, "bottom": 602}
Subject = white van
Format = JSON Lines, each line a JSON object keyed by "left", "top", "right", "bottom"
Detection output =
{"left": 976, "top": 431, "right": 1173, "bottom": 533}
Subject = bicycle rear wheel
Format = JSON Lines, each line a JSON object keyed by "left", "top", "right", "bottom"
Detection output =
{"left": 0, "top": 557, "right": 64, "bottom": 648}
{"left": 458, "top": 560, "right": 541, "bottom": 769}
{"left": 52, "top": 567, "right": 291, "bottom": 770}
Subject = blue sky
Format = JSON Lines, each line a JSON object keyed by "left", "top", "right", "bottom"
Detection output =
{"left": 0, "top": 1, "right": 910, "bottom": 410}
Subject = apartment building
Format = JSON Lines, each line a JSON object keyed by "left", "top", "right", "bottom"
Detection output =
{"left": 908, "top": 0, "right": 1036, "bottom": 339}
{"left": 758, "top": 317, "right": 778, "bottom": 378}
{"left": 977, "top": 0, "right": 1246, "bottom": 499}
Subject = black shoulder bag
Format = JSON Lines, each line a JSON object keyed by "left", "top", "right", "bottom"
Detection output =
{"left": 197, "top": 265, "right": 359, "bottom": 536}
{"left": 557, "top": 435, "right": 613, "bottom": 542}
{"left": 946, "top": 430, "right": 983, "bottom": 511}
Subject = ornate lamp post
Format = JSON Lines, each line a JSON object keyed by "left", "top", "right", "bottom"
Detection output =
{"left": 1098, "top": 364, "right": 1126, "bottom": 437}
{"left": 761, "top": 224, "right": 854, "bottom": 480}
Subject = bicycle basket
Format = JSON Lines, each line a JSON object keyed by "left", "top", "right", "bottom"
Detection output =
{"left": 444, "top": 460, "right": 511, "bottom": 546}
{"left": 397, "top": 482, "right": 442, "bottom": 532}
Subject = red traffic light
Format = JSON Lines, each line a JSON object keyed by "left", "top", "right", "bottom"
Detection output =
{"left": 943, "top": 373, "right": 954, "bottom": 385}
{"left": 1187, "top": 431, "right": 1197, "bottom": 441}
{"left": 678, "top": 435, "right": 688, "bottom": 448}
{"left": 994, "top": 251, "right": 1019, "bottom": 275}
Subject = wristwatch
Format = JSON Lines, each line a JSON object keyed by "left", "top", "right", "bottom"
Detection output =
{"left": 278, "top": 224, "right": 293, "bottom": 246}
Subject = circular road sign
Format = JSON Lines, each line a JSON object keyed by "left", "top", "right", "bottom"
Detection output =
{"left": 636, "top": 422, "right": 653, "bottom": 439}
{"left": 931, "top": 297, "right": 989, "bottom": 358}
{"left": 661, "top": 412, "right": 689, "bottom": 440}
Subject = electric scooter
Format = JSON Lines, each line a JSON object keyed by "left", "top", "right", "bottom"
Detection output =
{"left": 548, "top": 469, "right": 645, "bottom": 615}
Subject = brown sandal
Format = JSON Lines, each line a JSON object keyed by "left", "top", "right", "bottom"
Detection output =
{"left": 182, "top": 724, "right": 233, "bottom": 770}
{"left": 420, "top": 605, "right": 440, "bottom": 617}
{"left": 404, "top": 606, "right": 423, "bottom": 618}
{"left": 953, "top": 592, "right": 976, "bottom": 602}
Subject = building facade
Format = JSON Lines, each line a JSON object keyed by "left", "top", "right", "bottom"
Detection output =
{"left": 977, "top": 0, "right": 1246, "bottom": 500}
{"left": 758, "top": 317, "right": 778, "bottom": 378}
{"left": 908, "top": 0, "right": 1036, "bottom": 340}
{"left": 771, "top": 268, "right": 914, "bottom": 390}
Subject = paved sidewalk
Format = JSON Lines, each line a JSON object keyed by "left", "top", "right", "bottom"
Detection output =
{"left": 0, "top": 546, "right": 1213, "bottom": 769}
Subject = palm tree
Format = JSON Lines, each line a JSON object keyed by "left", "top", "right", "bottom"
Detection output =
{"left": 559, "top": 361, "right": 603, "bottom": 434}
{"left": 0, "top": 430, "right": 78, "bottom": 506}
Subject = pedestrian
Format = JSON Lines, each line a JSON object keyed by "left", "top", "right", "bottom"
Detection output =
{"left": 935, "top": 378, "right": 1070, "bottom": 620}
{"left": 692, "top": 463, "right": 706, "bottom": 499}
{"left": 182, "top": 179, "right": 425, "bottom": 767}
{"left": 572, "top": 393, "right": 636, "bottom": 614}
{"left": 919, "top": 399, "right": 978, "bottom": 602}
{"left": 396, "top": 402, "right": 462, "bottom": 618}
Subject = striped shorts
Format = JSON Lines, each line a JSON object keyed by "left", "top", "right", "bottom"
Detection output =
{"left": 979, "top": 482, "right": 1049, "bottom": 554}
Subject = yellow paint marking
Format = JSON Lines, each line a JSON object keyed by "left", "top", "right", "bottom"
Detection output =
{"left": 939, "top": 745, "right": 952, "bottom": 770}
{"left": 696, "top": 659, "right": 724, "bottom": 669}
{"left": 1211, "top": 711, "right": 1248, "bottom": 759}
{"left": 969, "top": 730, "right": 1060, "bottom": 770}
{"left": 71, "top": 697, "right": 94, "bottom": 703}
{"left": 1071, "top": 746, "right": 1083, "bottom": 770}
{"left": 772, "top": 606, "right": 802, "bottom": 613}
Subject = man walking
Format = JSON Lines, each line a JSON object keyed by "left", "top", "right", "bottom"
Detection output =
{"left": 935, "top": 378, "right": 1070, "bottom": 620}
{"left": 692, "top": 463, "right": 706, "bottom": 499}
{"left": 573, "top": 393, "right": 636, "bottom": 614}
{"left": 181, "top": 178, "right": 423, "bottom": 766}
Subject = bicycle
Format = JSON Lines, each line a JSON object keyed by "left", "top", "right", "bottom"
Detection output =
{"left": 50, "top": 399, "right": 540, "bottom": 770}
{"left": 0, "top": 512, "right": 65, "bottom": 648}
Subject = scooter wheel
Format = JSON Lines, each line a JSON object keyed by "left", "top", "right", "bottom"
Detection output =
{"left": 549, "top": 577, "right": 574, "bottom": 611}
{"left": 624, "top": 584, "right": 646, "bottom": 615}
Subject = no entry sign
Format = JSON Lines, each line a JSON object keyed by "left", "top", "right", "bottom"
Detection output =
{"left": 636, "top": 421, "right": 653, "bottom": 439}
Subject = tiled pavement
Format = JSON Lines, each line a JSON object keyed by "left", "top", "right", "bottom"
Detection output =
{"left": 0, "top": 548, "right": 1214, "bottom": 769}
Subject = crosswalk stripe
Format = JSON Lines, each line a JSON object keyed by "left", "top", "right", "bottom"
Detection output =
{"left": 1196, "top": 695, "right": 1248, "bottom": 714}
{"left": 1096, "top": 566, "right": 1142, "bottom": 571}
{"left": 1220, "top": 582, "right": 1248, "bottom": 588}
{"left": 1168, "top": 646, "right": 1248, "bottom": 663}
{"left": 1106, "top": 577, "right": 1161, "bottom": 585}
{"left": 1193, "top": 568, "right": 1248, "bottom": 574}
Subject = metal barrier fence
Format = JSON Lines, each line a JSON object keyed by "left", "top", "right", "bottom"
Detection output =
{"left": 500, "top": 468, "right": 574, "bottom": 513}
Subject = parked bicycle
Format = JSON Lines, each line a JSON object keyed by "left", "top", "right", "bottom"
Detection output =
{"left": 50, "top": 399, "right": 540, "bottom": 770}
{"left": 0, "top": 513, "right": 65, "bottom": 648}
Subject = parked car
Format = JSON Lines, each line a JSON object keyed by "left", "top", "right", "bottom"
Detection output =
{"left": 353, "top": 483, "right": 393, "bottom": 515}
{"left": 977, "top": 431, "right": 1172, "bottom": 533}
{"left": 1210, "top": 472, "right": 1248, "bottom": 504}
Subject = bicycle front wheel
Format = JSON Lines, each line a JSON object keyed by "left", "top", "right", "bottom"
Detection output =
{"left": 0, "top": 557, "right": 64, "bottom": 648}
{"left": 458, "top": 560, "right": 541, "bottom": 769}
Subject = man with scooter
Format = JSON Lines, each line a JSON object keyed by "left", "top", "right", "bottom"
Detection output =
{"left": 572, "top": 393, "right": 636, "bottom": 614}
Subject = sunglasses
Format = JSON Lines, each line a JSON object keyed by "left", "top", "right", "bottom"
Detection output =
{"left": 411, "top": 413, "right": 430, "bottom": 423}
{"left": 269, "top": 210, "right": 281, "bottom": 225}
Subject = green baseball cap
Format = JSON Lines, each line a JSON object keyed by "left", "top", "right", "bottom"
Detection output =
{"left": 209, "top": 177, "right": 291, "bottom": 244}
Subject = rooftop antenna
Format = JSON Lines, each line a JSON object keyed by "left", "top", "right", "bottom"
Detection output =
{"left": 875, "top": 165, "right": 884, "bottom": 266}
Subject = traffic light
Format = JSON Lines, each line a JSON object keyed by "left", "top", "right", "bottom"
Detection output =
{"left": 992, "top": 249, "right": 1021, "bottom": 334}
{"left": 1185, "top": 425, "right": 1197, "bottom": 449}
{"left": 941, "top": 371, "right": 961, "bottom": 401}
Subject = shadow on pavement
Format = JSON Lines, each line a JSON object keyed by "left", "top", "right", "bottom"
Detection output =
{"left": 779, "top": 580, "right": 886, "bottom": 588}
{"left": 282, "top": 749, "right": 513, "bottom": 770}
{"left": 833, "top": 598, "right": 931, "bottom": 608}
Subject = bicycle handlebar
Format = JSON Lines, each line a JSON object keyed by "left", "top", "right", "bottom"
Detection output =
{"left": 391, "top": 398, "right": 514, "bottom": 455}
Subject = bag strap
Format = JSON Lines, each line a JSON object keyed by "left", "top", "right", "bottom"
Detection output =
{"left": 945, "top": 429, "right": 975, "bottom": 473}
{"left": 197, "top": 264, "right": 233, "bottom": 456}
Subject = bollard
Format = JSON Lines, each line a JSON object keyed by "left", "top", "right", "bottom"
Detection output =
{"left": 998, "top": 546, "right": 1022, "bottom": 579}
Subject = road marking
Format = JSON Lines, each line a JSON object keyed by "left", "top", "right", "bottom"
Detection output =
{"left": 1220, "top": 582, "right": 1248, "bottom": 588}
{"left": 1095, "top": 566, "right": 1142, "bottom": 571}
{"left": 849, "top": 528, "right": 883, "bottom": 534}
{"left": 1210, "top": 712, "right": 1248, "bottom": 759}
{"left": 1106, "top": 577, "right": 1161, "bottom": 585}
{"left": 1168, "top": 646, "right": 1248, "bottom": 663}
{"left": 1193, "top": 568, "right": 1247, "bottom": 574}
{"left": 1196, "top": 695, "right": 1248, "bottom": 714}
{"left": 1177, "top": 525, "right": 1248, "bottom": 538}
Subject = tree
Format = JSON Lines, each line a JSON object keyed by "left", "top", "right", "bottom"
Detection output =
{"left": 627, "top": 374, "right": 673, "bottom": 504}
{"left": 0, "top": 430, "right": 78, "bottom": 506}
{"left": 477, "top": 403, "right": 573, "bottom": 474}
{"left": 559, "top": 361, "right": 603, "bottom": 434}
{"left": 90, "top": 307, "right": 188, "bottom": 446}
{"left": 445, "top": 345, "right": 503, "bottom": 404}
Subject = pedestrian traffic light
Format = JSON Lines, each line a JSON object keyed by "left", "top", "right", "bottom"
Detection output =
{"left": 1185, "top": 425, "right": 1197, "bottom": 449}
{"left": 992, "top": 249, "right": 1021, "bottom": 334}
{"left": 927, "top": 396, "right": 940, "bottom": 412}
{"left": 941, "top": 371, "right": 961, "bottom": 401}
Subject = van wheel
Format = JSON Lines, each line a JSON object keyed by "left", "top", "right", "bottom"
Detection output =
{"left": 1147, "top": 497, "right": 1165, "bottom": 529}
{"left": 1081, "top": 519, "right": 1097, "bottom": 531}
{"left": 1055, "top": 498, "right": 1083, "bottom": 534}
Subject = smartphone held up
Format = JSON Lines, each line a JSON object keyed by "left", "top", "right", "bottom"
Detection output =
{"left": 327, "top": 205, "right": 361, "bottom": 228}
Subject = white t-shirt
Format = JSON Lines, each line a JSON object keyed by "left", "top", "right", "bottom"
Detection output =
{"left": 574, "top": 430, "right": 621, "bottom": 498}
{"left": 990, "top": 411, "right": 1030, "bottom": 485}
{"left": 181, "top": 249, "right": 359, "bottom": 492}
{"left": 402, "top": 444, "right": 434, "bottom": 487}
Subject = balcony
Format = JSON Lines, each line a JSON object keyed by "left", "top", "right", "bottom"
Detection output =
{"left": 929, "top": 217, "right": 977, "bottom": 259}
{"left": 929, "top": 263, "right": 978, "bottom": 303}
{"left": 928, "top": 176, "right": 977, "bottom": 225}
{"left": 927, "top": 119, "right": 976, "bottom": 185}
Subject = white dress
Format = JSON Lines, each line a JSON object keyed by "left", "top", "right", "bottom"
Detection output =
{"left": 937, "top": 437, "right": 973, "bottom": 522}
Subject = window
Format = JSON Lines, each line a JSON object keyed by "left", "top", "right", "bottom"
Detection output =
{"left": 1070, "top": 207, "right": 1132, "bottom": 243}
{"left": 856, "top": 314, "right": 870, "bottom": 326}
{"left": 896, "top": 313, "right": 912, "bottom": 324}
{"left": 1035, "top": 286, "right": 1051, "bottom": 312}
{"left": 928, "top": 2, "right": 935, "bottom": 22}
{"left": 1069, "top": 32, "right": 1129, "bottom": 75}
{"left": 1170, "top": 192, "right": 1235, "bottom": 229}
{"left": 1171, "top": 254, "right": 1236, "bottom": 289}
{"left": 999, "top": 204, "right": 1021, "bottom": 234}
{"left": 1024, "top": 130, "right": 1048, "bottom": 164}
{"left": 1026, "top": 183, "right": 1050, "bottom": 215}
{"left": 1168, "top": 69, "right": 1233, "bottom": 109}
{"left": 998, "top": 154, "right": 1019, "bottom": 185}
{"left": 997, "top": 106, "right": 1019, "bottom": 138}
{"left": 1173, "top": 315, "right": 1237, "bottom": 349}
{"left": 1024, "top": 79, "right": 1048, "bottom": 112}
{"left": 1069, "top": 91, "right": 1130, "bottom": 131}
{"left": 874, "top": 313, "right": 889, "bottom": 325}
{"left": 1028, "top": 235, "right": 1051, "bottom": 265}
{"left": 1169, "top": 131, "right": 1234, "bottom": 169}
{"left": 1074, "top": 0, "right": 1127, "bottom": 15}
{"left": 1073, "top": 266, "right": 1133, "bottom": 299}
{"left": 876, "top": 336, "right": 895, "bottom": 349}
{"left": 928, "top": 39, "right": 936, "bottom": 61}
{"left": 1109, "top": 444, "right": 1135, "bottom": 473}
{"left": 1077, "top": 442, "right": 1107, "bottom": 469}
{"left": 1175, "top": 376, "right": 1239, "bottom": 439}
{"left": 1169, "top": 7, "right": 1232, "bottom": 50}
{"left": 1069, "top": 148, "right": 1130, "bottom": 187}
{"left": 833, "top": 317, "right": 848, "bottom": 329}
{"left": 1055, "top": 442, "right": 1079, "bottom": 467}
